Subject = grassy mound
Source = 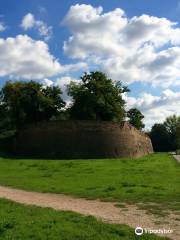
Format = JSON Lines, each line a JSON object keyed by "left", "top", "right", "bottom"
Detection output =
{"left": 0, "top": 153, "right": 179, "bottom": 211}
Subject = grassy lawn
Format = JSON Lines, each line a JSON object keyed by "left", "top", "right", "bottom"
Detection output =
{"left": 0, "top": 153, "right": 179, "bottom": 210}
{"left": 0, "top": 198, "right": 168, "bottom": 240}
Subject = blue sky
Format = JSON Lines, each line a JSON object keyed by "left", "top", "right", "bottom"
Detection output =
{"left": 0, "top": 0, "right": 180, "bottom": 127}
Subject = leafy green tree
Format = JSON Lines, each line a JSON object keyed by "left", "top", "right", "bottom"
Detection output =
{"left": 0, "top": 104, "right": 12, "bottom": 133}
{"left": 127, "top": 108, "right": 145, "bottom": 130}
{"left": 67, "top": 72, "right": 129, "bottom": 122}
{"left": 164, "top": 115, "right": 180, "bottom": 134}
{"left": 164, "top": 115, "right": 180, "bottom": 149}
{"left": 150, "top": 124, "right": 172, "bottom": 152}
{"left": 150, "top": 115, "right": 180, "bottom": 152}
{"left": 0, "top": 81, "right": 65, "bottom": 128}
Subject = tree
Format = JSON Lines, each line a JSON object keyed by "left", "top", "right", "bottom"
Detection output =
{"left": 164, "top": 115, "right": 180, "bottom": 135}
{"left": 149, "top": 115, "right": 180, "bottom": 152}
{"left": 176, "top": 126, "right": 180, "bottom": 151}
{"left": 67, "top": 72, "right": 129, "bottom": 122}
{"left": 0, "top": 104, "right": 12, "bottom": 132}
{"left": 164, "top": 115, "right": 180, "bottom": 150}
{"left": 150, "top": 124, "right": 172, "bottom": 152}
{"left": 0, "top": 81, "right": 65, "bottom": 128}
{"left": 127, "top": 108, "right": 145, "bottom": 130}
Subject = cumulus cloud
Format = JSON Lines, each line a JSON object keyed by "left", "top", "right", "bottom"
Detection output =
{"left": 63, "top": 4, "right": 180, "bottom": 87}
{"left": 0, "top": 35, "right": 62, "bottom": 79}
{"left": 21, "top": 13, "right": 53, "bottom": 41}
{"left": 63, "top": 4, "right": 127, "bottom": 59}
{"left": 64, "top": 61, "right": 88, "bottom": 73}
{"left": 21, "top": 13, "right": 35, "bottom": 29}
{"left": 125, "top": 89, "right": 180, "bottom": 127}
{"left": 0, "top": 35, "right": 87, "bottom": 80}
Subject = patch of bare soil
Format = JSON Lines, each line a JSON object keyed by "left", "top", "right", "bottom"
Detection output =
{"left": 0, "top": 186, "right": 179, "bottom": 240}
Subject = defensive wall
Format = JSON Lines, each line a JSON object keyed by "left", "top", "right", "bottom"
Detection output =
{"left": 13, "top": 121, "right": 153, "bottom": 158}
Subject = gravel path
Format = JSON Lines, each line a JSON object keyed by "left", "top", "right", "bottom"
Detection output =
{"left": 173, "top": 155, "right": 180, "bottom": 163}
{"left": 0, "top": 185, "right": 179, "bottom": 240}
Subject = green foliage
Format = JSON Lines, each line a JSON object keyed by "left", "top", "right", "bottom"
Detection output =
{"left": 150, "top": 124, "right": 172, "bottom": 152}
{"left": 164, "top": 115, "right": 180, "bottom": 150}
{"left": 127, "top": 108, "right": 145, "bottom": 130}
{"left": 0, "top": 199, "right": 165, "bottom": 240}
{"left": 0, "top": 104, "right": 12, "bottom": 132}
{"left": 67, "top": 71, "right": 129, "bottom": 122}
{"left": 164, "top": 115, "right": 180, "bottom": 136}
{"left": 0, "top": 81, "right": 65, "bottom": 129}
{"left": 150, "top": 115, "right": 180, "bottom": 152}
{"left": 0, "top": 153, "right": 179, "bottom": 210}
{"left": 176, "top": 130, "right": 180, "bottom": 151}
{"left": 0, "top": 72, "right": 130, "bottom": 132}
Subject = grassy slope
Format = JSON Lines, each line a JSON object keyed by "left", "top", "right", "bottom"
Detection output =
{"left": 0, "top": 198, "right": 168, "bottom": 240}
{"left": 0, "top": 153, "right": 179, "bottom": 208}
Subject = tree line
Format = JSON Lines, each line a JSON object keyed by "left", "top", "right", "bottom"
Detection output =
{"left": 0, "top": 71, "right": 143, "bottom": 130}
{"left": 0, "top": 71, "right": 179, "bottom": 152}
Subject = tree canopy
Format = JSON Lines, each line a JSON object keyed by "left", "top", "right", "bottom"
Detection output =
{"left": 1, "top": 72, "right": 180, "bottom": 155}
{"left": 67, "top": 71, "right": 129, "bottom": 122}
{"left": 0, "top": 81, "right": 65, "bottom": 128}
{"left": 127, "top": 108, "right": 145, "bottom": 130}
{"left": 150, "top": 115, "right": 180, "bottom": 152}
{"left": 150, "top": 124, "right": 172, "bottom": 152}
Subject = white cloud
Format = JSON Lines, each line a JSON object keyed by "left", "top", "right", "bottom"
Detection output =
{"left": 42, "top": 76, "right": 79, "bottom": 104}
{"left": 21, "top": 13, "right": 35, "bottom": 30}
{"left": 55, "top": 75, "right": 79, "bottom": 89}
{"left": 21, "top": 13, "right": 52, "bottom": 41}
{"left": 63, "top": 4, "right": 180, "bottom": 87}
{"left": 0, "top": 22, "right": 6, "bottom": 32}
{"left": 0, "top": 35, "right": 65, "bottom": 79}
{"left": 55, "top": 76, "right": 79, "bottom": 103}
{"left": 64, "top": 61, "right": 88, "bottom": 73}
{"left": 0, "top": 35, "right": 87, "bottom": 80}
{"left": 63, "top": 4, "right": 127, "bottom": 59}
{"left": 125, "top": 90, "right": 180, "bottom": 127}
{"left": 42, "top": 78, "right": 54, "bottom": 87}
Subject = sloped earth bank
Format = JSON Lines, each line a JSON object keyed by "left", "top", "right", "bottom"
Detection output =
{"left": 0, "top": 186, "right": 179, "bottom": 240}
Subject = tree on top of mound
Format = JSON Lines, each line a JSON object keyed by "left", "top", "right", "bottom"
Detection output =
{"left": 127, "top": 108, "right": 145, "bottom": 130}
{"left": 67, "top": 71, "right": 129, "bottom": 122}
{"left": 0, "top": 81, "right": 65, "bottom": 128}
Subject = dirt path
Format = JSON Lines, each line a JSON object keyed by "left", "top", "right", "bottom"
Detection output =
{"left": 0, "top": 185, "right": 179, "bottom": 240}
{"left": 173, "top": 155, "right": 180, "bottom": 163}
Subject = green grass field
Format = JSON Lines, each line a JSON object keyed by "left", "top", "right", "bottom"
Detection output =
{"left": 0, "top": 153, "right": 179, "bottom": 211}
{"left": 0, "top": 198, "right": 168, "bottom": 240}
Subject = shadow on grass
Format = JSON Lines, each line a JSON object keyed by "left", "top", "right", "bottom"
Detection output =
{"left": 0, "top": 151, "right": 133, "bottom": 161}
